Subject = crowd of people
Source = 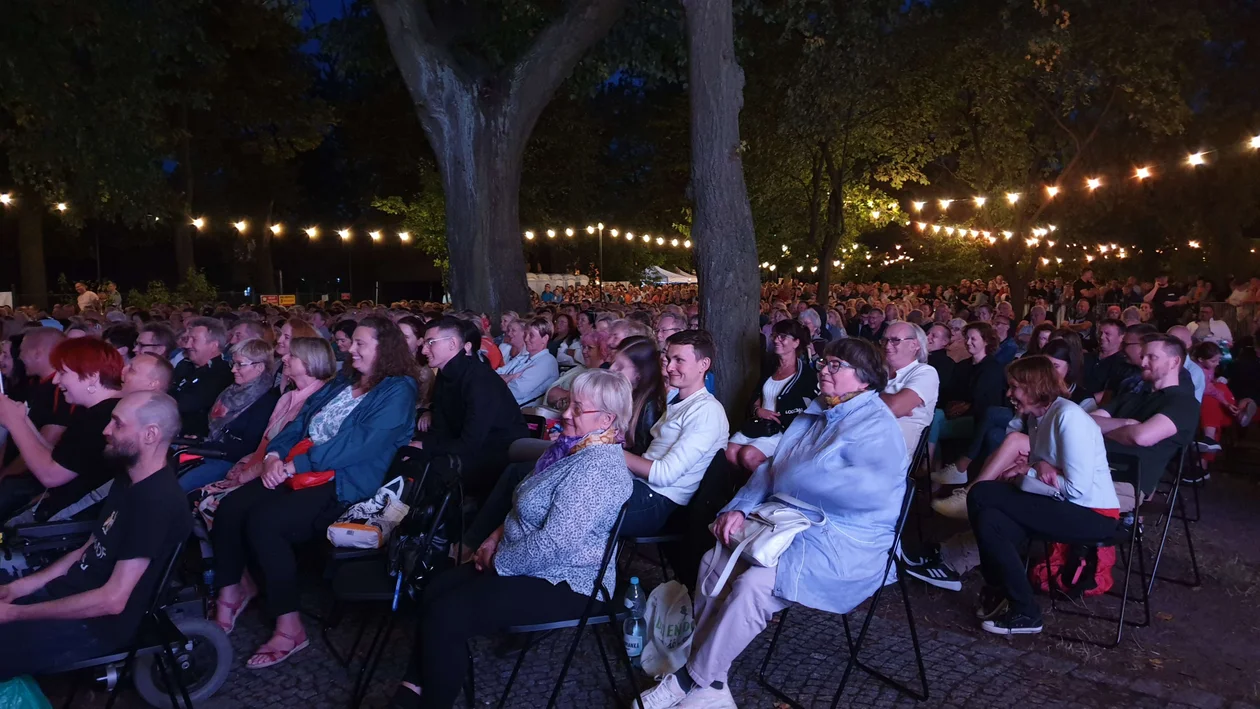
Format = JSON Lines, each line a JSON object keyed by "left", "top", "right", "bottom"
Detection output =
{"left": 0, "top": 266, "right": 1252, "bottom": 708}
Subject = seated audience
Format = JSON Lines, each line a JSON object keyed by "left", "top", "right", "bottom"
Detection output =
{"left": 1091, "top": 335, "right": 1200, "bottom": 495}
{"left": 398, "top": 315, "right": 437, "bottom": 414}
{"left": 797, "top": 308, "right": 829, "bottom": 358}
{"left": 413, "top": 317, "right": 529, "bottom": 497}
{"left": 102, "top": 323, "right": 139, "bottom": 361}
{"left": 639, "top": 338, "right": 905, "bottom": 708}
{"left": 273, "top": 319, "right": 319, "bottom": 390}
{"left": 497, "top": 317, "right": 525, "bottom": 364}
{"left": 880, "top": 321, "right": 940, "bottom": 452}
{"left": 945, "top": 317, "right": 969, "bottom": 362}
{"left": 1188, "top": 304, "right": 1232, "bottom": 347}
{"left": 1191, "top": 341, "right": 1254, "bottom": 454}
{"left": 0, "top": 392, "right": 191, "bottom": 676}
{"left": 495, "top": 317, "right": 559, "bottom": 407}
{"left": 727, "top": 320, "right": 818, "bottom": 475}
{"left": 1167, "top": 325, "right": 1206, "bottom": 402}
{"left": 170, "top": 317, "right": 233, "bottom": 437}
{"left": 623, "top": 330, "right": 729, "bottom": 538}
{"left": 136, "top": 322, "right": 182, "bottom": 367}
{"left": 608, "top": 336, "right": 667, "bottom": 456}
{"left": 549, "top": 313, "right": 581, "bottom": 366}
{"left": 965, "top": 356, "right": 1119, "bottom": 635}
{"left": 1086, "top": 318, "right": 1127, "bottom": 397}
{"left": 2, "top": 329, "right": 75, "bottom": 478}
{"left": 176, "top": 338, "right": 282, "bottom": 492}
{"left": 121, "top": 353, "right": 175, "bottom": 395}
{"left": 332, "top": 319, "right": 358, "bottom": 368}
{"left": 0, "top": 338, "right": 127, "bottom": 524}
{"left": 392, "top": 372, "right": 634, "bottom": 709}
{"left": 229, "top": 320, "right": 269, "bottom": 347}
{"left": 210, "top": 316, "right": 418, "bottom": 668}
{"left": 1025, "top": 322, "right": 1055, "bottom": 356}
{"left": 931, "top": 321, "right": 1006, "bottom": 484}
{"left": 607, "top": 318, "right": 653, "bottom": 351}
{"left": 655, "top": 312, "right": 688, "bottom": 351}
{"left": 925, "top": 322, "right": 955, "bottom": 389}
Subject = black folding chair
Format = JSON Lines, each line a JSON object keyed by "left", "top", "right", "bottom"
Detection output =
{"left": 758, "top": 474, "right": 929, "bottom": 707}
{"left": 54, "top": 541, "right": 197, "bottom": 709}
{"left": 475, "top": 504, "right": 643, "bottom": 709}
{"left": 1144, "top": 446, "right": 1202, "bottom": 593}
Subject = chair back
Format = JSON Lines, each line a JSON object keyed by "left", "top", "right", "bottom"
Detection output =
{"left": 523, "top": 414, "right": 549, "bottom": 439}
{"left": 593, "top": 503, "right": 630, "bottom": 605}
{"left": 877, "top": 474, "right": 918, "bottom": 588}
{"left": 906, "top": 427, "right": 930, "bottom": 477}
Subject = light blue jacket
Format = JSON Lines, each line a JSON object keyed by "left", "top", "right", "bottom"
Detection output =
{"left": 722, "top": 390, "right": 907, "bottom": 616}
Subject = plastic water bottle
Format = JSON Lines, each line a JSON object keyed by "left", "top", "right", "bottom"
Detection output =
{"left": 623, "top": 577, "right": 646, "bottom": 667}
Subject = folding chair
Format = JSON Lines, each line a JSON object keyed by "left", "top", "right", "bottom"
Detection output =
{"left": 758, "top": 474, "right": 929, "bottom": 707}
{"left": 475, "top": 504, "right": 643, "bottom": 709}
{"left": 1144, "top": 446, "right": 1202, "bottom": 593}
{"left": 55, "top": 541, "right": 198, "bottom": 709}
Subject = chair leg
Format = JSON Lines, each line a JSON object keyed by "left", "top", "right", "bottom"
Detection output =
{"left": 657, "top": 544, "right": 671, "bottom": 582}
{"left": 349, "top": 610, "right": 396, "bottom": 709}
{"left": 546, "top": 617, "right": 595, "bottom": 708}
{"left": 160, "top": 639, "right": 196, "bottom": 709}
{"left": 497, "top": 632, "right": 538, "bottom": 709}
{"left": 757, "top": 607, "right": 805, "bottom": 709}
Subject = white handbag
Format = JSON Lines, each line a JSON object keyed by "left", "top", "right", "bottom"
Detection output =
{"left": 327, "top": 476, "right": 410, "bottom": 549}
{"left": 701, "top": 493, "right": 827, "bottom": 597}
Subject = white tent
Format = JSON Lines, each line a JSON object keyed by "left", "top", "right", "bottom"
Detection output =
{"left": 643, "top": 266, "right": 695, "bottom": 284}
{"left": 525, "top": 273, "right": 589, "bottom": 294}
{"left": 668, "top": 268, "right": 698, "bottom": 282}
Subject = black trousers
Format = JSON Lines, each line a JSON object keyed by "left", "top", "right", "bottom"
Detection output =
{"left": 0, "top": 588, "right": 113, "bottom": 680}
{"left": 967, "top": 481, "right": 1119, "bottom": 618}
{"left": 211, "top": 479, "right": 345, "bottom": 617}
{"left": 404, "top": 564, "right": 593, "bottom": 709}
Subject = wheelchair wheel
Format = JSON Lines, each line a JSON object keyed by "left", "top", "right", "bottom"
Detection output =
{"left": 133, "top": 617, "right": 233, "bottom": 708}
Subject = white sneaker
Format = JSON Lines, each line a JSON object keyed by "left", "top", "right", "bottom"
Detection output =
{"left": 931, "top": 488, "right": 970, "bottom": 520}
{"left": 639, "top": 674, "right": 690, "bottom": 709}
{"left": 678, "top": 683, "right": 737, "bottom": 709}
{"left": 930, "top": 463, "right": 968, "bottom": 486}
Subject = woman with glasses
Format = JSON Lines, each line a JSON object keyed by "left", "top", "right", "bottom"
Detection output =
{"left": 392, "top": 369, "right": 634, "bottom": 709}
{"left": 640, "top": 338, "right": 907, "bottom": 709}
{"left": 726, "top": 319, "right": 818, "bottom": 475}
{"left": 175, "top": 338, "right": 281, "bottom": 492}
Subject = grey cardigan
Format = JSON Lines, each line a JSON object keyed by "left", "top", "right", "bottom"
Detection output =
{"left": 494, "top": 441, "right": 634, "bottom": 598}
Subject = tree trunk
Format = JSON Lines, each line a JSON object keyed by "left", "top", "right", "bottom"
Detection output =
{"left": 175, "top": 107, "right": 197, "bottom": 281}
{"left": 18, "top": 198, "right": 48, "bottom": 310}
{"left": 254, "top": 201, "right": 277, "bottom": 295}
{"left": 374, "top": 0, "right": 626, "bottom": 316}
{"left": 685, "top": 0, "right": 762, "bottom": 418}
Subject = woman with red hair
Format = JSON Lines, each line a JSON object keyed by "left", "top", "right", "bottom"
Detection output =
{"left": 0, "top": 337, "right": 126, "bottom": 524}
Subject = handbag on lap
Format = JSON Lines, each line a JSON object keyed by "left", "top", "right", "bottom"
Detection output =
{"left": 701, "top": 493, "right": 826, "bottom": 597}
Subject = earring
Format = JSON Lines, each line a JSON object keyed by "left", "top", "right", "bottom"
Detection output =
{"left": 88, "top": 385, "right": 98, "bottom": 394}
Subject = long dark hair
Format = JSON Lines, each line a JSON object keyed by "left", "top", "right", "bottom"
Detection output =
{"left": 1050, "top": 329, "right": 1087, "bottom": 392}
{"left": 397, "top": 315, "right": 428, "bottom": 364}
{"left": 1026, "top": 322, "right": 1056, "bottom": 356}
{"left": 614, "top": 336, "right": 666, "bottom": 451}
{"left": 350, "top": 315, "right": 422, "bottom": 393}
{"left": 1041, "top": 338, "right": 1084, "bottom": 392}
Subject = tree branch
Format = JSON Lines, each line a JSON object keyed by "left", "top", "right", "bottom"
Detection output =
{"left": 372, "top": 0, "right": 473, "bottom": 141}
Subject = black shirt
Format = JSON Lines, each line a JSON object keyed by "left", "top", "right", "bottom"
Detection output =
{"left": 42, "top": 397, "right": 126, "bottom": 520}
{"left": 22, "top": 376, "right": 77, "bottom": 431}
{"left": 927, "top": 350, "right": 955, "bottom": 405}
{"left": 1150, "top": 285, "right": 1184, "bottom": 328}
{"left": 1104, "top": 383, "right": 1200, "bottom": 493}
{"left": 44, "top": 463, "right": 191, "bottom": 643}
{"left": 419, "top": 353, "right": 529, "bottom": 461}
{"left": 1073, "top": 279, "right": 1097, "bottom": 307}
{"left": 169, "top": 357, "right": 234, "bottom": 438}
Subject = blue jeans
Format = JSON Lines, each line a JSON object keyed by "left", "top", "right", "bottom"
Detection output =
{"left": 178, "top": 459, "right": 234, "bottom": 493}
{"left": 928, "top": 409, "right": 974, "bottom": 446}
{"left": 620, "top": 479, "right": 680, "bottom": 538}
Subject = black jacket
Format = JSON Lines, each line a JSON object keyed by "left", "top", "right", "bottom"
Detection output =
{"left": 927, "top": 350, "right": 956, "bottom": 406}
{"left": 738, "top": 357, "right": 820, "bottom": 435}
{"left": 202, "top": 388, "right": 281, "bottom": 463}
{"left": 419, "top": 352, "right": 529, "bottom": 461}
{"left": 169, "top": 357, "right": 234, "bottom": 438}
{"left": 948, "top": 355, "right": 1007, "bottom": 419}
{"left": 628, "top": 397, "right": 663, "bottom": 457}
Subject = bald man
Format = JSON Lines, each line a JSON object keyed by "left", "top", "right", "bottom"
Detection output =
{"left": 121, "top": 353, "right": 175, "bottom": 395}
{"left": 0, "top": 392, "right": 191, "bottom": 677}
{"left": 1167, "top": 326, "right": 1205, "bottom": 402}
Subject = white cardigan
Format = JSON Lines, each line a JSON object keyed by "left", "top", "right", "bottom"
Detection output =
{"left": 1028, "top": 397, "right": 1119, "bottom": 510}
{"left": 643, "top": 389, "right": 730, "bottom": 505}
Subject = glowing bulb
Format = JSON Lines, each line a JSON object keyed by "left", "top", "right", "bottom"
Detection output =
{"left": 338, "top": 229, "right": 351, "bottom": 240}
{"left": 684, "top": 240, "right": 692, "bottom": 248}
{"left": 671, "top": 238, "right": 679, "bottom": 246}
{"left": 768, "top": 264, "right": 776, "bottom": 271}
{"left": 1135, "top": 166, "right": 1151, "bottom": 180}
{"left": 55, "top": 202, "right": 68, "bottom": 212}
{"left": 945, "top": 227, "right": 955, "bottom": 235}
{"left": 931, "top": 225, "right": 941, "bottom": 234}
{"left": 987, "top": 236, "right": 997, "bottom": 245}
{"left": 833, "top": 260, "right": 840, "bottom": 267}
{"left": 642, "top": 235, "right": 649, "bottom": 243}
{"left": 0, "top": 193, "right": 11, "bottom": 205}
{"left": 565, "top": 228, "right": 574, "bottom": 237}
{"left": 610, "top": 229, "right": 619, "bottom": 237}
{"left": 1002, "top": 231, "right": 1013, "bottom": 239}
{"left": 810, "top": 265, "right": 818, "bottom": 273}
{"left": 916, "top": 222, "right": 927, "bottom": 231}
{"left": 656, "top": 237, "right": 665, "bottom": 245}
{"left": 1056, "top": 257, "right": 1063, "bottom": 264}
{"left": 1048, "top": 225, "right": 1057, "bottom": 232}
{"left": 270, "top": 224, "right": 282, "bottom": 235}
{"left": 912, "top": 201, "right": 925, "bottom": 212}
{"left": 398, "top": 231, "right": 411, "bottom": 242}
{"left": 1187, "top": 152, "right": 1206, "bottom": 166}
{"left": 1086, "top": 255, "right": 1095, "bottom": 262}
{"left": 974, "top": 196, "right": 987, "bottom": 207}
{"left": 625, "top": 232, "right": 634, "bottom": 241}
{"left": 1250, "top": 136, "right": 1260, "bottom": 149}
{"left": 524, "top": 230, "right": 535, "bottom": 239}
{"left": 191, "top": 217, "right": 206, "bottom": 230}
{"left": 1006, "top": 192, "right": 1021, "bottom": 204}
{"left": 938, "top": 199, "right": 953, "bottom": 210}
{"left": 1041, "top": 257, "right": 1050, "bottom": 265}
{"left": 1086, "top": 178, "right": 1102, "bottom": 191}
{"left": 796, "top": 266, "right": 804, "bottom": 273}
{"left": 1045, "top": 186, "right": 1059, "bottom": 198}
{"left": 586, "top": 225, "right": 595, "bottom": 234}
{"left": 895, "top": 244, "right": 902, "bottom": 250}
{"left": 871, "top": 210, "right": 881, "bottom": 219}
{"left": 304, "top": 227, "right": 318, "bottom": 238}
{"left": 546, "top": 229, "right": 556, "bottom": 238}
{"left": 597, "top": 222, "right": 604, "bottom": 230}
{"left": 1188, "top": 240, "right": 1201, "bottom": 248}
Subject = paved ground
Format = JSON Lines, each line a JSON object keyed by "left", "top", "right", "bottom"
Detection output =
{"left": 40, "top": 457, "right": 1260, "bottom": 709}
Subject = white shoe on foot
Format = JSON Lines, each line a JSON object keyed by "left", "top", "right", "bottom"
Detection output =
{"left": 678, "top": 683, "right": 737, "bottom": 709}
{"left": 930, "top": 463, "right": 968, "bottom": 486}
{"left": 931, "top": 488, "right": 970, "bottom": 520}
{"left": 640, "top": 674, "right": 690, "bottom": 709}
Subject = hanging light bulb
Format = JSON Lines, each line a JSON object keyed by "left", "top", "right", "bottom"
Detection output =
{"left": 524, "top": 230, "right": 535, "bottom": 240}
{"left": 1135, "top": 166, "right": 1152, "bottom": 180}
{"left": 55, "top": 202, "right": 68, "bottom": 212}
{"left": 974, "top": 196, "right": 987, "bottom": 207}
{"left": 642, "top": 235, "right": 650, "bottom": 243}
{"left": 1006, "top": 192, "right": 1021, "bottom": 204}
{"left": 304, "top": 227, "right": 319, "bottom": 238}
{"left": 269, "top": 224, "right": 283, "bottom": 235}
{"left": 871, "top": 210, "right": 881, "bottom": 219}
{"left": 0, "top": 193, "right": 12, "bottom": 205}
{"left": 233, "top": 220, "right": 247, "bottom": 233}
{"left": 191, "top": 217, "right": 206, "bottom": 230}
{"left": 656, "top": 237, "right": 665, "bottom": 245}
{"left": 369, "top": 230, "right": 382, "bottom": 241}
{"left": 609, "top": 229, "right": 619, "bottom": 237}
{"left": 938, "top": 199, "right": 953, "bottom": 210}
{"left": 671, "top": 238, "right": 679, "bottom": 246}
{"left": 833, "top": 260, "right": 840, "bottom": 267}
{"left": 338, "top": 228, "right": 351, "bottom": 240}
{"left": 1086, "top": 178, "right": 1102, "bottom": 190}
{"left": 565, "top": 228, "right": 575, "bottom": 237}
{"left": 931, "top": 225, "right": 941, "bottom": 234}
{"left": 1249, "top": 136, "right": 1260, "bottom": 149}
{"left": 684, "top": 240, "right": 692, "bottom": 248}
{"left": 1045, "top": 185, "right": 1059, "bottom": 198}
{"left": 1002, "top": 231, "right": 1013, "bottom": 239}
{"left": 916, "top": 222, "right": 927, "bottom": 231}
{"left": 586, "top": 225, "right": 595, "bottom": 234}
{"left": 546, "top": 229, "right": 556, "bottom": 238}
{"left": 911, "top": 201, "right": 925, "bottom": 212}
{"left": 626, "top": 232, "right": 634, "bottom": 241}
{"left": 398, "top": 231, "right": 411, "bottom": 242}
{"left": 1187, "top": 152, "right": 1206, "bottom": 166}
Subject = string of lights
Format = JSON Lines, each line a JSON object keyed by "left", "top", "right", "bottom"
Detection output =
{"left": 523, "top": 223, "right": 693, "bottom": 250}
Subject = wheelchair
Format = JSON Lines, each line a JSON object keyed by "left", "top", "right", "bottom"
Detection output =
{"left": 2, "top": 456, "right": 234, "bottom": 709}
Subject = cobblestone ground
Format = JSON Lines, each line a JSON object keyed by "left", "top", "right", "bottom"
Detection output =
{"left": 41, "top": 466, "right": 1260, "bottom": 709}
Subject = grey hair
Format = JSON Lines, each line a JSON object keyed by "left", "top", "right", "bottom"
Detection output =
{"left": 289, "top": 337, "right": 337, "bottom": 381}
{"left": 231, "top": 337, "right": 274, "bottom": 367}
{"left": 797, "top": 308, "right": 822, "bottom": 329}
{"left": 187, "top": 316, "right": 229, "bottom": 354}
{"left": 889, "top": 321, "right": 929, "bottom": 364}
{"left": 232, "top": 320, "right": 268, "bottom": 340}
{"left": 571, "top": 368, "right": 633, "bottom": 436}
{"left": 132, "top": 391, "right": 182, "bottom": 445}
{"left": 948, "top": 317, "right": 967, "bottom": 330}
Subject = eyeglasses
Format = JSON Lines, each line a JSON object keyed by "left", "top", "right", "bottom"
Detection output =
{"left": 135, "top": 342, "right": 163, "bottom": 350}
{"left": 658, "top": 326, "right": 684, "bottom": 336}
{"left": 230, "top": 360, "right": 264, "bottom": 370}
{"left": 424, "top": 336, "right": 455, "bottom": 347}
{"left": 571, "top": 401, "right": 608, "bottom": 417}
{"left": 815, "top": 358, "right": 855, "bottom": 373}
{"left": 879, "top": 336, "right": 912, "bottom": 346}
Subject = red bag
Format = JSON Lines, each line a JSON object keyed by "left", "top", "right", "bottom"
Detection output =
{"left": 283, "top": 439, "right": 335, "bottom": 490}
{"left": 1031, "top": 543, "right": 1117, "bottom": 597}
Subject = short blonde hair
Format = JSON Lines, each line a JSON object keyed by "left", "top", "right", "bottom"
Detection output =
{"left": 571, "top": 369, "right": 633, "bottom": 436}
{"left": 231, "top": 338, "right": 274, "bottom": 367}
{"left": 527, "top": 316, "right": 553, "bottom": 340}
{"left": 289, "top": 337, "right": 337, "bottom": 381}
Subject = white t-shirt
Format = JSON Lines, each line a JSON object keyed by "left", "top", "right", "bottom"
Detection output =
{"left": 760, "top": 374, "right": 792, "bottom": 413}
{"left": 884, "top": 360, "right": 939, "bottom": 452}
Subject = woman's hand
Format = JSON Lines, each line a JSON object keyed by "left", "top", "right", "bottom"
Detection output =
{"left": 754, "top": 408, "right": 781, "bottom": 423}
{"left": 416, "top": 411, "right": 432, "bottom": 433}
{"left": 261, "top": 458, "right": 290, "bottom": 490}
{"left": 1034, "top": 461, "right": 1060, "bottom": 489}
{"left": 945, "top": 402, "right": 970, "bottom": 419}
{"left": 474, "top": 526, "right": 504, "bottom": 572}
{"left": 713, "top": 511, "right": 747, "bottom": 546}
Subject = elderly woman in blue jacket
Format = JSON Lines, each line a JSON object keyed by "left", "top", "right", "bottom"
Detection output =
{"left": 210, "top": 315, "right": 419, "bottom": 670}
{"left": 640, "top": 338, "right": 907, "bottom": 709}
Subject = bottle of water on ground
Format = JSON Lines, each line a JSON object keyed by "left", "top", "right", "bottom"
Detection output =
{"left": 623, "top": 577, "right": 646, "bottom": 668}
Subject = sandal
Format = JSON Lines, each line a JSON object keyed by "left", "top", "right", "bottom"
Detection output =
{"left": 213, "top": 593, "right": 254, "bottom": 634}
{"left": 245, "top": 630, "right": 310, "bottom": 670}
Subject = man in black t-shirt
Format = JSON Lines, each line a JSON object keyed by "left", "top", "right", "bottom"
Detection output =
{"left": 169, "top": 317, "right": 232, "bottom": 438}
{"left": 1145, "top": 273, "right": 1186, "bottom": 331}
{"left": 1073, "top": 269, "right": 1098, "bottom": 308}
{"left": 1091, "top": 336, "right": 1200, "bottom": 494}
{"left": 0, "top": 392, "right": 190, "bottom": 678}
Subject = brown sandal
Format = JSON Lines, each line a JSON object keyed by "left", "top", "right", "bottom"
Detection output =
{"left": 245, "top": 630, "right": 310, "bottom": 670}
{"left": 213, "top": 593, "right": 254, "bottom": 634}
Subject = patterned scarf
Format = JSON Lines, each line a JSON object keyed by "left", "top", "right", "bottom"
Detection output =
{"left": 819, "top": 390, "right": 863, "bottom": 409}
{"left": 207, "top": 368, "right": 275, "bottom": 442}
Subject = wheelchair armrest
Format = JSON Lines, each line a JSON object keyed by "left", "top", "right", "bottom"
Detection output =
{"left": 13, "top": 520, "right": 96, "bottom": 540}
{"left": 177, "top": 447, "right": 229, "bottom": 460}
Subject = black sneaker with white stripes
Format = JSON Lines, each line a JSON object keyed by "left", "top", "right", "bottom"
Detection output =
{"left": 981, "top": 610, "right": 1043, "bottom": 635}
{"left": 903, "top": 559, "right": 962, "bottom": 591}
{"left": 898, "top": 542, "right": 941, "bottom": 568}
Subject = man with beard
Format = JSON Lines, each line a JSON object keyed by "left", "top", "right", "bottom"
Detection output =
{"left": 0, "top": 391, "right": 191, "bottom": 677}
